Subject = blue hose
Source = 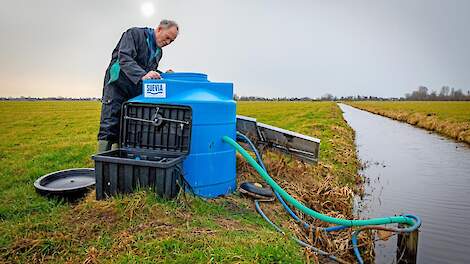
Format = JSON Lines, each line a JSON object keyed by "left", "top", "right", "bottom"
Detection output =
{"left": 237, "top": 133, "right": 347, "bottom": 261}
{"left": 351, "top": 230, "right": 364, "bottom": 264}
{"left": 236, "top": 132, "right": 421, "bottom": 263}
{"left": 391, "top": 214, "right": 422, "bottom": 233}
{"left": 350, "top": 214, "right": 422, "bottom": 263}
{"left": 255, "top": 199, "right": 346, "bottom": 263}
{"left": 236, "top": 134, "right": 295, "bottom": 218}
{"left": 236, "top": 132, "right": 348, "bottom": 233}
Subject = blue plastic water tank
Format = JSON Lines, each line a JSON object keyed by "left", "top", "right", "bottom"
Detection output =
{"left": 129, "top": 72, "right": 236, "bottom": 198}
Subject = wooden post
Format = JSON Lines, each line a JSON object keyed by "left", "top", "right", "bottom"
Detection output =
{"left": 396, "top": 224, "right": 419, "bottom": 264}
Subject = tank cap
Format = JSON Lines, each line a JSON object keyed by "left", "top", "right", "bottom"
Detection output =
{"left": 161, "top": 72, "right": 208, "bottom": 82}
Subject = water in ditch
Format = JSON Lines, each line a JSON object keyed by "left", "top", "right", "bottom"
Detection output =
{"left": 339, "top": 103, "right": 470, "bottom": 263}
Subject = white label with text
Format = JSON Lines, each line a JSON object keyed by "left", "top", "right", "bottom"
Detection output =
{"left": 144, "top": 83, "right": 166, "bottom": 98}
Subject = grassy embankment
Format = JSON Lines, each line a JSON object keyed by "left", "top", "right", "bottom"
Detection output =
{"left": 345, "top": 101, "right": 470, "bottom": 144}
{"left": 0, "top": 101, "right": 367, "bottom": 263}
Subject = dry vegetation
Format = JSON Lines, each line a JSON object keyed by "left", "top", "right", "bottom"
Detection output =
{"left": 236, "top": 151, "right": 375, "bottom": 263}
{"left": 236, "top": 101, "right": 375, "bottom": 263}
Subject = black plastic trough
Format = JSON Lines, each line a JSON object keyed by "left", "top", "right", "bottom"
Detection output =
{"left": 34, "top": 168, "right": 95, "bottom": 200}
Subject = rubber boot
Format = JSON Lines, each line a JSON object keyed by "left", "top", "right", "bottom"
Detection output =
{"left": 97, "top": 140, "right": 118, "bottom": 153}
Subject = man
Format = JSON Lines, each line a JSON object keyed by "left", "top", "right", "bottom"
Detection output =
{"left": 97, "top": 19, "right": 179, "bottom": 152}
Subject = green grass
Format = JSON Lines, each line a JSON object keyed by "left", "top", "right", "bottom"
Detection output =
{"left": 0, "top": 101, "right": 358, "bottom": 263}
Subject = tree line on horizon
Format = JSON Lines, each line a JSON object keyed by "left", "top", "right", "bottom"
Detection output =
{"left": 2, "top": 86, "right": 469, "bottom": 102}
{"left": 236, "top": 85, "right": 470, "bottom": 101}
{"left": 404, "top": 86, "right": 470, "bottom": 101}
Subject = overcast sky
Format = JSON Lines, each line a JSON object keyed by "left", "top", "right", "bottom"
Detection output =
{"left": 0, "top": 0, "right": 469, "bottom": 98}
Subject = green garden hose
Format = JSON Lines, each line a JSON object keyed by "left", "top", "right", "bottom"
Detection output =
{"left": 222, "top": 136, "right": 415, "bottom": 227}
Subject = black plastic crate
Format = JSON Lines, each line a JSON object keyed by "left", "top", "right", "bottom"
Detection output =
{"left": 93, "top": 149, "right": 183, "bottom": 199}
{"left": 92, "top": 103, "right": 191, "bottom": 200}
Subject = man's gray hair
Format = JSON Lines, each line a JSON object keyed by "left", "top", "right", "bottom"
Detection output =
{"left": 159, "top": 19, "right": 179, "bottom": 32}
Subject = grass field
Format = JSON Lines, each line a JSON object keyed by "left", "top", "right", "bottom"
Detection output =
{"left": 345, "top": 101, "right": 470, "bottom": 144}
{"left": 0, "top": 101, "right": 365, "bottom": 263}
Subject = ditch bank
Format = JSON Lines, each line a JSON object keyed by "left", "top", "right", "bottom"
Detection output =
{"left": 344, "top": 101, "right": 470, "bottom": 145}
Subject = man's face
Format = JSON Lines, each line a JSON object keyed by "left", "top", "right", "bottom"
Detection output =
{"left": 156, "top": 26, "right": 178, "bottom": 48}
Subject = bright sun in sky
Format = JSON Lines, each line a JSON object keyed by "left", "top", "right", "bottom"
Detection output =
{"left": 141, "top": 2, "right": 155, "bottom": 18}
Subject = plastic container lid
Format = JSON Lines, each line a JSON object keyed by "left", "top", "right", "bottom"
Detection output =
{"left": 34, "top": 168, "right": 95, "bottom": 198}
{"left": 161, "top": 72, "right": 208, "bottom": 82}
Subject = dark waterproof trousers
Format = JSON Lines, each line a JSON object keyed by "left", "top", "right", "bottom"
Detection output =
{"left": 97, "top": 82, "right": 134, "bottom": 143}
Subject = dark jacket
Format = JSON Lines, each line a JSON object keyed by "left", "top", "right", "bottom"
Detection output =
{"left": 105, "top": 27, "right": 163, "bottom": 97}
{"left": 98, "top": 27, "right": 163, "bottom": 141}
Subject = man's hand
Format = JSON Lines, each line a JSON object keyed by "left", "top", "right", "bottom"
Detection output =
{"left": 142, "top": 71, "right": 161, "bottom": 80}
